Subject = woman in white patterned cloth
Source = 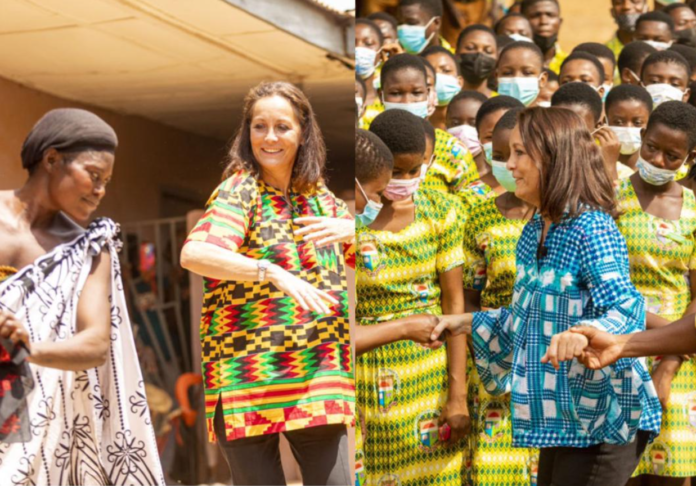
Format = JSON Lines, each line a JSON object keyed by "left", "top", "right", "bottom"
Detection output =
{"left": 0, "top": 108, "right": 164, "bottom": 486}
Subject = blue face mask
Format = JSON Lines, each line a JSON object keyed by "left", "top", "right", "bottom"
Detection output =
{"left": 397, "top": 18, "right": 436, "bottom": 55}
{"left": 491, "top": 160, "right": 517, "bottom": 192}
{"left": 355, "top": 178, "right": 383, "bottom": 227}
{"left": 382, "top": 95, "right": 429, "bottom": 118}
{"left": 483, "top": 142, "right": 493, "bottom": 165}
{"left": 497, "top": 76, "right": 540, "bottom": 106}
{"left": 355, "top": 47, "right": 380, "bottom": 79}
{"left": 435, "top": 73, "right": 461, "bottom": 106}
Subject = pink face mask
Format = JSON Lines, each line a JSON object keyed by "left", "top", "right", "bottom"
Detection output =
{"left": 384, "top": 160, "right": 432, "bottom": 201}
{"left": 447, "top": 124, "right": 482, "bottom": 156}
{"left": 383, "top": 176, "right": 421, "bottom": 201}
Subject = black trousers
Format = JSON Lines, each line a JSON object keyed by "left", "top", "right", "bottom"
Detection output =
{"left": 538, "top": 430, "right": 650, "bottom": 486}
{"left": 213, "top": 401, "right": 351, "bottom": 485}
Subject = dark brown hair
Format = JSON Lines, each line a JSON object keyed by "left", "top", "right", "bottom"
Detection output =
{"left": 517, "top": 107, "right": 618, "bottom": 222}
{"left": 223, "top": 81, "right": 326, "bottom": 194}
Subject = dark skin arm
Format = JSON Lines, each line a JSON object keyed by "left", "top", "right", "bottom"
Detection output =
{"left": 355, "top": 314, "right": 444, "bottom": 356}
{"left": 542, "top": 317, "right": 696, "bottom": 370}
{"left": 438, "top": 266, "right": 471, "bottom": 442}
{"left": 0, "top": 249, "right": 112, "bottom": 371}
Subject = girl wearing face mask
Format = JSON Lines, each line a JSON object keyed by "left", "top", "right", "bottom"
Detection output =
{"left": 431, "top": 108, "right": 661, "bottom": 486}
{"left": 460, "top": 107, "right": 540, "bottom": 486}
{"left": 357, "top": 110, "right": 469, "bottom": 486}
{"left": 495, "top": 41, "right": 549, "bottom": 108}
{"left": 446, "top": 90, "right": 488, "bottom": 174}
{"left": 640, "top": 50, "right": 691, "bottom": 109}
{"left": 616, "top": 101, "right": 696, "bottom": 484}
{"left": 605, "top": 84, "right": 653, "bottom": 177}
{"left": 422, "top": 46, "right": 464, "bottom": 130}
{"left": 456, "top": 96, "right": 525, "bottom": 210}
{"left": 378, "top": 53, "right": 479, "bottom": 196}
{"left": 356, "top": 18, "right": 386, "bottom": 130}
{"left": 455, "top": 25, "right": 499, "bottom": 98}
{"left": 354, "top": 129, "right": 446, "bottom": 352}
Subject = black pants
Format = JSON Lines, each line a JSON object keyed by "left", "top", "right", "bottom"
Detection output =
{"left": 213, "top": 401, "right": 351, "bottom": 485}
{"left": 538, "top": 430, "right": 650, "bottom": 486}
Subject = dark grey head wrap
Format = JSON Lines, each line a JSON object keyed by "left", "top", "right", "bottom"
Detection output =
{"left": 21, "top": 108, "right": 118, "bottom": 171}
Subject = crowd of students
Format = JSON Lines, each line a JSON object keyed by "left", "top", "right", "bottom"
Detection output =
{"left": 355, "top": 1, "right": 696, "bottom": 485}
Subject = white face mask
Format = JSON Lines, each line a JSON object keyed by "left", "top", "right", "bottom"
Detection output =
{"left": 636, "top": 155, "right": 686, "bottom": 186}
{"left": 645, "top": 83, "right": 685, "bottom": 108}
{"left": 609, "top": 126, "right": 642, "bottom": 155}
{"left": 508, "top": 33, "right": 533, "bottom": 43}
{"left": 537, "top": 100, "right": 551, "bottom": 108}
{"left": 643, "top": 39, "right": 672, "bottom": 51}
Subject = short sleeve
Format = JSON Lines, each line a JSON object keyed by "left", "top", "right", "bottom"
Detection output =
{"left": 185, "top": 172, "right": 256, "bottom": 253}
{"left": 436, "top": 195, "right": 465, "bottom": 274}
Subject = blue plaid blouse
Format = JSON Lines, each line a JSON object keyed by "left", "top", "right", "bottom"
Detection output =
{"left": 472, "top": 209, "right": 662, "bottom": 448}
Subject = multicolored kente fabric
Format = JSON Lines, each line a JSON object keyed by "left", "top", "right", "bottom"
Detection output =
{"left": 472, "top": 209, "right": 662, "bottom": 448}
{"left": 422, "top": 128, "right": 479, "bottom": 196}
{"left": 459, "top": 196, "right": 538, "bottom": 485}
{"left": 186, "top": 170, "right": 355, "bottom": 442}
{"left": 356, "top": 189, "right": 466, "bottom": 486}
{"left": 616, "top": 178, "right": 696, "bottom": 477}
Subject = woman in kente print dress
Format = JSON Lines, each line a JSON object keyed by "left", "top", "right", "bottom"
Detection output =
{"left": 182, "top": 81, "right": 355, "bottom": 485}
{"left": 357, "top": 109, "right": 468, "bottom": 486}
{"left": 614, "top": 101, "right": 696, "bottom": 485}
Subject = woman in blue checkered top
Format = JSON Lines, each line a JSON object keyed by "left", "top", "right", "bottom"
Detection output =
{"left": 430, "top": 107, "right": 662, "bottom": 486}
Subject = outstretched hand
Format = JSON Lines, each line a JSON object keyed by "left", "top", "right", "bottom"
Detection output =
{"left": 429, "top": 314, "right": 473, "bottom": 342}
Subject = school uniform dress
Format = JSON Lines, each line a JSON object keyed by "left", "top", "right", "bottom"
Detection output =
{"left": 422, "top": 129, "right": 480, "bottom": 196}
{"left": 356, "top": 189, "right": 465, "bottom": 486}
{"left": 617, "top": 178, "right": 696, "bottom": 478}
{"left": 461, "top": 195, "right": 539, "bottom": 485}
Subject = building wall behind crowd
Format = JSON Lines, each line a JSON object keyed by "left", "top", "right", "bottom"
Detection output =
{"left": 0, "top": 75, "right": 229, "bottom": 223}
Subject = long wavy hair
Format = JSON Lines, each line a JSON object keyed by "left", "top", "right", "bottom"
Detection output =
{"left": 517, "top": 107, "right": 618, "bottom": 222}
{"left": 223, "top": 81, "right": 326, "bottom": 194}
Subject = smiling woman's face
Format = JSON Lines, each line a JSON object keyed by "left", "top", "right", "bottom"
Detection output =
{"left": 250, "top": 95, "right": 303, "bottom": 178}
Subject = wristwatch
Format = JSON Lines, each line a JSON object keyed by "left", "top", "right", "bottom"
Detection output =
{"left": 257, "top": 260, "right": 271, "bottom": 282}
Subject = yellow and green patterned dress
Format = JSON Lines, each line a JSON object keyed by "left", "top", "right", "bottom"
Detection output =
{"left": 422, "top": 128, "right": 480, "bottom": 197}
{"left": 360, "top": 99, "right": 385, "bottom": 130}
{"left": 356, "top": 188, "right": 465, "bottom": 486}
{"left": 461, "top": 195, "right": 540, "bottom": 486}
{"left": 458, "top": 180, "right": 495, "bottom": 215}
{"left": 616, "top": 178, "right": 696, "bottom": 478}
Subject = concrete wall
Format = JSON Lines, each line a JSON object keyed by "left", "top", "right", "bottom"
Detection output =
{"left": 0, "top": 75, "right": 354, "bottom": 224}
{"left": 0, "top": 76, "right": 228, "bottom": 223}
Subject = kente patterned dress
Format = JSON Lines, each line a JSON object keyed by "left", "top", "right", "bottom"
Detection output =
{"left": 422, "top": 128, "right": 480, "bottom": 196}
{"left": 356, "top": 188, "right": 465, "bottom": 486}
{"left": 616, "top": 178, "right": 696, "bottom": 478}
{"left": 472, "top": 209, "right": 662, "bottom": 449}
{"left": 461, "top": 195, "right": 539, "bottom": 486}
{"left": 186, "top": 170, "right": 355, "bottom": 442}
